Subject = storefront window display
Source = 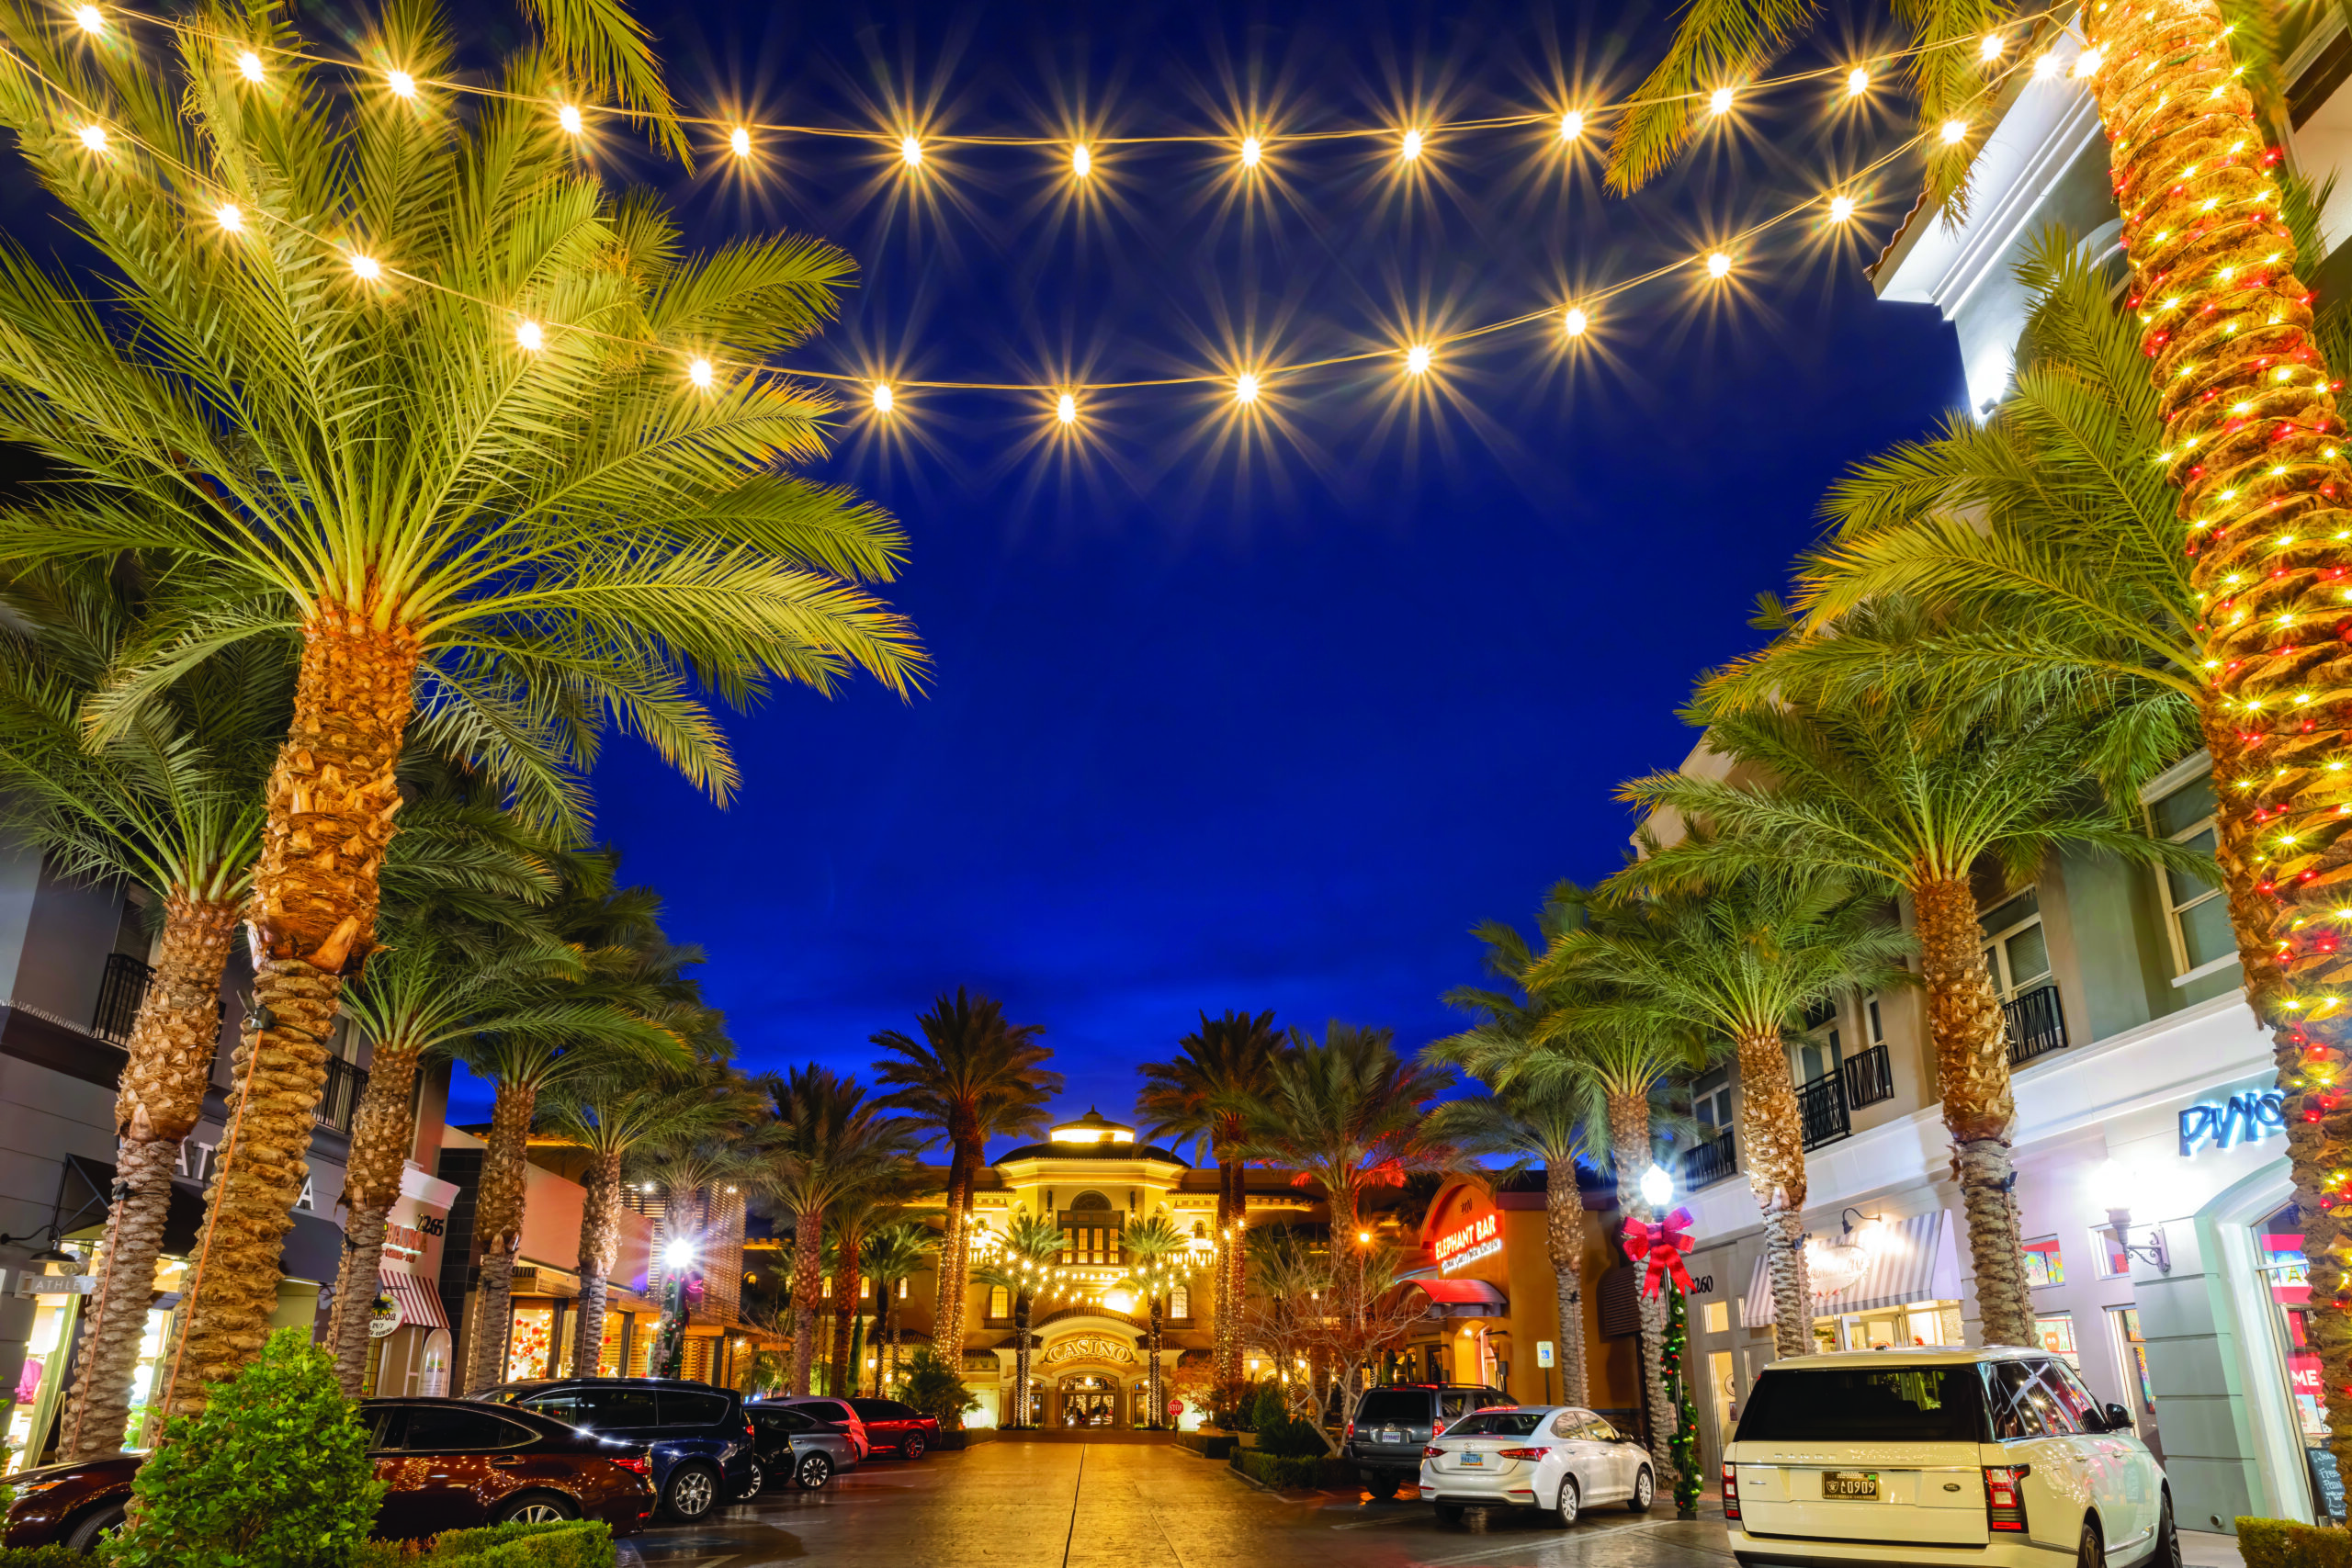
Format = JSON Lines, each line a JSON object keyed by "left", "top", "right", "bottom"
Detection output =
{"left": 506, "top": 1304, "right": 554, "bottom": 1382}
{"left": 5, "top": 1291, "right": 78, "bottom": 1473}
{"left": 2023, "top": 1236, "right": 2065, "bottom": 1288}
{"left": 2256, "top": 1204, "right": 2340, "bottom": 1522}
{"left": 2107, "top": 1306, "right": 2154, "bottom": 1424}
{"left": 1813, "top": 1301, "right": 1962, "bottom": 1351}
{"left": 2036, "top": 1311, "right": 2080, "bottom": 1369}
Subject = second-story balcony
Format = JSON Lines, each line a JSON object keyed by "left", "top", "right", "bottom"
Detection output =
{"left": 91, "top": 951, "right": 153, "bottom": 1045}
{"left": 1681, "top": 1130, "right": 1737, "bottom": 1190}
{"left": 1841, "top": 1043, "right": 1894, "bottom": 1111}
{"left": 316, "top": 1054, "right": 368, "bottom": 1133}
{"left": 2005, "top": 984, "right": 2069, "bottom": 1066}
{"left": 1798, "top": 1068, "right": 1851, "bottom": 1151}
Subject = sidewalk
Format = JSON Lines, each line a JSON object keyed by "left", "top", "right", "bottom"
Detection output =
{"left": 2183, "top": 1529, "right": 2245, "bottom": 1567}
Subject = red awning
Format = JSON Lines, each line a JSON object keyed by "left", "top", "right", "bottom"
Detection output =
{"left": 381, "top": 1271, "right": 450, "bottom": 1334}
{"left": 1408, "top": 1278, "right": 1505, "bottom": 1305}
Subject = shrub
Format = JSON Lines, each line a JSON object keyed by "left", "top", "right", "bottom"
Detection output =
{"left": 1229, "top": 1450, "right": 1355, "bottom": 1490}
{"left": 1205, "top": 1378, "right": 1257, "bottom": 1430}
{"left": 1257, "top": 1417, "right": 1330, "bottom": 1458}
{"left": 102, "top": 1326, "right": 383, "bottom": 1568}
{"left": 1, "top": 1548, "right": 97, "bottom": 1568}
{"left": 896, "top": 1349, "right": 978, "bottom": 1431}
{"left": 347, "top": 1522, "right": 613, "bottom": 1567}
{"left": 1247, "top": 1382, "right": 1289, "bottom": 1433}
{"left": 2238, "top": 1518, "right": 2352, "bottom": 1568}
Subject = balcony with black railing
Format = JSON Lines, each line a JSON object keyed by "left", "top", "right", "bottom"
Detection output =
{"left": 316, "top": 1054, "right": 368, "bottom": 1133}
{"left": 1798, "top": 1067, "right": 1851, "bottom": 1150}
{"left": 91, "top": 951, "right": 153, "bottom": 1044}
{"left": 1680, "top": 1130, "right": 1737, "bottom": 1190}
{"left": 1841, "top": 1043, "right": 1894, "bottom": 1111}
{"left": 2005, "top": 983, "right": 2069, "bottom": 1066}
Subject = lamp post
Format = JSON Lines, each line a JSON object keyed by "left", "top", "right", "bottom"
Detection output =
{"left": 650, "top": 1237, "right": 694, "bottom": 1379}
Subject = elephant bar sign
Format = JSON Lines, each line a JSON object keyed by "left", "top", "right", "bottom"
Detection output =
{"left": 1434, "top": 1196, "right": 1503, "bottom": 1276}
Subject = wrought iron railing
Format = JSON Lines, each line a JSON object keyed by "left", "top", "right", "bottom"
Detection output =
{"left": 2004, "top": 983, "right": 2069, "bottom": 1066}
{"left": 1798, "top": 1068, "right": 1851, "bottom": 1150}
{"left": 1841, "top": 1043, "right": 1894, "bottom": 1111}
{"left": 91, "top": 951, "right": 153, "bottom": 1044}
{"left": 1680, "top": 1130, "right": 1737, "bottom": 1190}
{"left": 316, "top": 1054, "right": 368, "bottom": 1132}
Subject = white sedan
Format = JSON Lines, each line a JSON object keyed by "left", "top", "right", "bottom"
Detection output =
{"left": 1419, "top": 1404, "right": 1657, "bottom": 1525}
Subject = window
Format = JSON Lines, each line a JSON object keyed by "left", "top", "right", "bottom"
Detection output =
{"left": 1867, "top": 998, "right": 1884, "bottom": 1044}
{"left": 519, "top": 1385, "right": 657, "bottom": 1430}
{"left": 2041, "top": 1360, "right": 2102, "bottom": 1430}
{"left": 367, "top": 1405, "right": 406, "bottom": 1450}
{"left": 2107, "top": 1306, "right": 2154, "bottom": 1425}
{"left": 402, "top": 1406, "right": 530, "bottom": 1451}
{"left": 1702, "top": 1301, "right": 1730, "bottom": 1334}
{"left": 2093, "top": 1222, "right": 2134, "bottom": 1280}
{"left": 2035, "top": 1310, "right": 2080, "bottom": 1369}
{"left": 898, "top": 1278, "right": 908, "bottom": 1299}
{"left": 1692, "top": 1071, "right": 1732, "bottom": 1137}
{"left": 988, "top": 1285, "right": 1011, "bottom": 1319}
{"left": 2022, "top": 1235, "right": 2065, "bottom": 1289}
{"left": 2147, "top": 771, "right": 2233, "bottom": 979}
{"left": 1170, "top": 1285, "right": 1190, "bottom": 1318}
{"left": 1736, "top": 1366, "right": 1989, "bottom": 1443}
{"left": 661, "top": 1390, "right": 731, "bottom": 1427}
{"left": 1448, "top": 1410, "right": 1547, "bottom": 1437}
{"left": 1980, "top": 889, "right": 2052, "bottom": 999}
{"left": 1790, "top": 1004, "right": 1841, "bottom": 1086}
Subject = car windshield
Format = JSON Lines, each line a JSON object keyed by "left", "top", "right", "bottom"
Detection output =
{"left": 1445, "top": 1411, "right": 1546, "bottom": 1438}
{"left": 1736, "top": 1365, "right": 1991, "bottom": 1444}
{"left": 1354, "top": 1391, "right": 1428, "bottom": 1426}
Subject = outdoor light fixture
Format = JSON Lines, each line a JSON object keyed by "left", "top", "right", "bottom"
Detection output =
{"left": 237, "top": 50, "right": 265, "bottom": 81}
{"left": 1708, "top": 86, "right": 1734, "bottom": 116}
{"left": 215, "top": 202, "right": 243, "bottom": 232}
{"left": 1639, "top": 1163, "right": 1674, "bottom": 1210}
{"left": 1071, "top": 144, "right": 1091, "bottom": 177}
{"left": 1562, "top": 307, "right": 1589, "bottom": 337}
{"left": 1399, "top": 129, "right": 1424, "bottom": 161}
{"left": 899, "top": 135, "right": 922, "bottom": 167}
{"left": 386, "top": 69, "right": 416, "bottom": 98}
{"left": 1846, "top": 67, "right": 1870, "bottom": 96}
{"left": 663, "top": 1238, "right": 695, "bottom": 1269}
{"left": 1405, "top": 344, "right": 1432, "bottom": 375}
{"left": 1233, "top": 373, "right": 1260, "bottom": 404}
{"left": 872, "top": 383, "right": 895, "bottom": 413}
{"left": 348, "top": 252, "right": 382, "bottom": 280}
{"left": 77, "top": 124, "right": 107, "bottom": 151}
{"left": 688, "top": 357, "right": 715, "bottom": 389}
{"left": 514, "top": 320, "right": 543, "bottom": 351}
{"left": 1056, "top": 392, "right": 1078, "bottom": 425}
{"left": 1706, "top": 251, "right": 1732, "bottom": 279}
{"left": 1939, "top": 118, "right": 1968, "bottom": 143}
{"left": 1558, "top": 110, "right": 1584, "bottom": 141}
{"left": 558, "top": 104, "right": 584, "bottom": 134}
{"left": 1828, "top": 195, "right": 1855, "bottom": 222}
{"left": 73, "top": 5, "right": 102, "bottom": 33}
{"left": 2095, "top": 1161, "right": 2172, "bottom": 1274}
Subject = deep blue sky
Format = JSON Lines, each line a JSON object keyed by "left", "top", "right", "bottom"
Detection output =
{"left": 452, "top": 0, "right": 1967, "bottom": 1139}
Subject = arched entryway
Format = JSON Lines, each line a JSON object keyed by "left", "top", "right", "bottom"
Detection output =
{"left": 1057, "top": 1371, "right": 1121, "bottom": 1428}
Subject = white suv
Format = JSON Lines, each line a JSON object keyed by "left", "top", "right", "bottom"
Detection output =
{"left": 1724, "top": 1348, "right": 2177, "bottom": 1568}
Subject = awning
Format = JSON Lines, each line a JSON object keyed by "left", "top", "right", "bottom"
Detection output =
{"left": 378, "top": 1270, "right": 449, "bottom": 1335}
{"left": 60, "top": 1154, "right": 346, "bottom": 1285}
{"left": 1398, "top": 1275, "right": 1507, "bottom": 1318}
{"left": 1741, "top": 1211, "right": 1963, "bottom": 1328}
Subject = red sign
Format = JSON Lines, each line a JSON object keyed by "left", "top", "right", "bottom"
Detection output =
{"left": 1433, "top": 1200, "right": 1502, "bottom": 1275}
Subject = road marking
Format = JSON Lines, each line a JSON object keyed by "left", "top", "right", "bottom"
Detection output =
{"left": 1330, "top": 1511, "right": 1429, "bottom": 1529}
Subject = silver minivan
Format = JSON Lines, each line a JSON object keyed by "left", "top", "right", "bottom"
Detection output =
{"left": 746, "top": 1403, "right": 859, "bottom": 1491}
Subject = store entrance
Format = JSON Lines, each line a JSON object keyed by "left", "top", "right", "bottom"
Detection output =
{"left": 1058, "top": 1374, "right": 1119, "bottom": 1428}
{"left": 2256, "top": 1202, "right": 2342, "bottom": 1523}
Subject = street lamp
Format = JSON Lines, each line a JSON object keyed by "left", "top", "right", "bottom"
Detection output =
{"left": 2094, "top": 1160, "right": 2171, "bottom": 1275}
{"left": 1640, "top": 1163, "right": 1674, "bottom": 1212}
{"left": 663, "top": 1238, "right": 695, "bottom": 1269}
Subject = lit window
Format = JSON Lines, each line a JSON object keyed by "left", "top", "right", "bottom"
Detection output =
{"left": 820, "top": 1276, "right": 831, "bottom": 1299}
{"left": 1978, "top": 889, "right": 2052, "bottom": 999}
{"left": 898, "top": 1278, "right": 908, "bottom": 1299}
{"left": 2145, "top": 766, "right": 2233, "bottom": 980}
{"left": 989, "top": 1285, "right": 1011, "bottom": 1318}
{"left": 1170, "top": 1286, "right": 1190, "bottom": 1318}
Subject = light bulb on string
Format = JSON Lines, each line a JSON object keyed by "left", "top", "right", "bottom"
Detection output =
{"left": 729, "top": 126, "right": 751, "bottom": 158}
{"left": 77, "top": 123, "right": 106, "bottom": 151}
{"left": 899, "top": 135, "right": 922, "bottom": 168}
{"left": 558, "top": 104, "right": 583, "bottom": 135}
{"left": 1828, "top": 193, "right": 1856, "bottom": 222}
{"left": 1405, "top": 344, "right": 1432, "bottom": 375}
{"left": 1562, "top": 306, "right": 1589, "bottom": 337}
{"left": 214, "top": 201, "right": 243, "bottom": 232}
{"left": 2074, "top": 46, "right": 2104, "bottom": 78}
{"left": 1979, "top": 32, "right": 2005, "bottom": 61}
{"left": 348, "top": 252, "right": 382, "bottom": 280}
{"left": 1706, "top": 251, "right": 1732, "bottom": 278}
{"left": 1238, "top": 135, "right": 1262, "bottom": 169}
{"left": 1056, "top": 391, "right": 1078, "bottom": 425}
{"left": 2034, "top": 52, "right": 2063, "bottom": 78}
{"left": 1072, "top": 144, "right": 1092, "bottom": 177}
{"left": 1399, "top": 128, "right": 1423, "bottom": 161}
{"left": 688, "top": 357, "right": 715, "bottom": 390}
{"left": 1558, "top": 109, "right": 1584, "bottom": 141}
{"left": 1234, "top": 372, "right": 1261, "bottom": 404}
{"left": 1846, "top": 67, "right": 1870, "bottom": 96}
{"left": 1709, "top": 86, "right": 1735, "bottom": 116}
{"left": 515, "top": 319, "right": 543, "bottom": 352}
{"left": 72, "top": 5, "right": 101, "bottom": 34}
{"left": 1939, "top": 118, "right": 1968, "bottom": 144}
{"left": 386, "top": 70, "right": 416, "bottom": 99}
{"left": 871, "top": 383, "right": 895, "bottom": 413}
{"left": 236, "top": 50, "right": 264, "bottom": 82}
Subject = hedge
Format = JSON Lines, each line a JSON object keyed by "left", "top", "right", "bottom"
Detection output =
{"left": 0, "top": 1549, "right": 97, "bottom": 1568}
{"left": 350, "top": 1521, "right": 615, "bottom": 1567}
{"left": 2239, "top": 1518, "right": 2352, "bottom": 1568}
{"left": 1228, "top": 1450, "right": 1356, "bottom": 1490}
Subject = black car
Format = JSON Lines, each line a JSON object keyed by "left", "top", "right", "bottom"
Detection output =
{"left": 476, "top": 1377, "right": 758, "bottom": 1521}
{"left": 1345, "top": 1383, "right": 1512, "bottom": 1498}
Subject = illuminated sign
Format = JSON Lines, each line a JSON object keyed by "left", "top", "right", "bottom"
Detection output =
{"left": 2178, "top": 1089, "right": 2286, "bottom": 1156}
{"left": 1433, "top": 1201, "right": 1502, "bottom": 1275}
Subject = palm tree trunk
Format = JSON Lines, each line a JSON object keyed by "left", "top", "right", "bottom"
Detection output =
{"left": 462, "top": 1079, "right": 537, "bottom": 1394}
{"left": 1542, "top": 1158, "right": 1591, "bottom": 1409}
{"left": 1149, "top": 1295, "right": 1164, "bottom": 1428}
{"left": 831, "top": 1214, "right": 863, "bottom": 1397}
{"left": 1224, "top": 1156, "right": 1247, "bottom": 1390}
{"left": 790, "top": 1212, "right": 824, "bottom": 1395}
{"left": 1211, "top": 1152, "right": 1233, "bottom": 1391}
{"left": 571, "top": 1149, "right": 624, "bottom": 1377}
{"left": 165, "top": 611, "right": 419, "bottom": 1420}
{"left": 1606, "top": 1091, "right": 1673, "bottom": 1483}
{"left": 933, "top": 1145, "right": 972, "bottom": 1359}
{"left": 62, "top": 893, "right": 238, "bottom": 1457}
{"left": 2084, "top": 6, "right": 2352, "bottom": 1481}
{"left": 322, "top": 1041, "right": 425, "bottom": 1395}
{"left": 1013, "top": 1290, "right": 1034, "bottom": 1427}
{"left": 1914, "top": 877, "right": 2036, "bottom": 1348}
{"left": 1736, "top": 1032, "right": 1814, "bottom": 1359}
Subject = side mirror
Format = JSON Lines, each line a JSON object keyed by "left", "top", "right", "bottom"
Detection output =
{"left": 2101, "top": 1404, "right": 2132, "bottom": 1433}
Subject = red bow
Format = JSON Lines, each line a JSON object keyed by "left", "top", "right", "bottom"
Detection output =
{"left": 1622, "top": 1207, "right": 1697, "bottom": 1299}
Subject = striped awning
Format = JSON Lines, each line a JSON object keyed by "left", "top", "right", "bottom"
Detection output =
{"left": 1740, "top": 1210, "right": 1962, "bottom": 1328}
{"left": 379, "top": 1270, "right": 449, "bottom": 1335}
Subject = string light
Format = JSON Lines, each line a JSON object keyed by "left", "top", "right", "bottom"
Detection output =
{"left": 1056, "top": 391, "right": 1078, "bottom": 424}
{"left": 729, "top": 126, "right": 751, "bottom": 158}
{"left": 1558, "top": 110, "right": 1584, "bottom": 141}
{"left": 557, "top": 104, "right": 583, "bottom": 135}
{"left": 1071, "top": 143, "right": 1091, "bottom": 177}
{"left": 1405, "top": 344, "right": 1432, "bottom": 375}
{"left": 1234, "top": 372, "right": 1261, "bottom": 404}
{"left": 1847, "top": 67, "right": 1870, "bottom": 96}
{"left": 2073, "top": 45, "right": 2104, "bottom": 77}
{"left": 76, "top": 123, "right": 105, "bottom": 151}
{"left": 515, "top": 319, "right": 543, "bottom": 351}
{"left": 385, "top": 69, "right": 415, "bottom": 99}
{"left": 214, "top": 201, "right": 242, "bottom": 231}
{"left": 72, "top": 5, "right": 101, "bottom": 34}
{"left": 1563, "top": 306, "right": 1589, "bottom": 337}
{"left": 1400, "top": 128, "right": 1424, "bottom": 161}
{"left": 2035, "top": 52, "right": 2064, "bottom": 78}
{"left": 1709, "top": 86, "right": 1735, "bottom": 116}
{"left": 871, "top": 383, "right": 894, "bottom": 413}
{"left": 347, "top": 252, "right": 381, "bottom": 280}
{"left": 1706, "top": 250, "right": 1732, "bottom": 278}
{"left": 1940, "top": 118, "right": 1968, "bottom": 143}
{"left": 235, "top": 49, "right": 263, "bottom": 81}
{"left": 899, "top": 134, "right": 922, "bottom": 167}
{"left": 688, "top": 356, "right": 714, "bottom": 389}
{"left": 1238, "top": 135, "right": 1263, "bottom": 169}
{"left": 1828, "top": 194, "right": 1856, "bottom": 222}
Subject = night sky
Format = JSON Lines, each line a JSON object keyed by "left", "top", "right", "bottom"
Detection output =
{"left": 0, "top": 0, "right": 1974, "bottom": 1140}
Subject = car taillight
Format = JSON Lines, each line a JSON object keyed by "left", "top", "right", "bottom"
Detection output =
{"left": 615, "top": 1451, "right": 651, "bottom": 1477}
{"left": 1721, "top": 1462, "right": 1740, "bottom": 1521}
{"left": 1345, "top": 1421, "right": 1354, "bottom": 1441}
{"left": 1984, "top": 1465, "right": 2030, "bottom": 1533}
{"left": 1430, "top": 1421, "right": 1446, "bottom": 1438}
{"left": 1423, "top": 1445, "right": 1444, "bottom": 1458}
{"left": 744, "top": 1424, "right": 756, "bottom": 1442}
{"left": 1497, "top": 1448, "right": 1549, "bottom": 1460}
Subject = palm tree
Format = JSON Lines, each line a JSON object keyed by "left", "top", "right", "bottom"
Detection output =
{"left": 763, "top": 1066, "right": 924, "bottom": 1396}
{"left": 1532, "top": 874, "right": 1914, "bottom": 1359}
{"left": 861, "top": 1222, "right": 935, "bottom": 1397}
{"left": 871, "top": 991, "right": 1059, "bottom": 1363}
{"left": 633, "top": 1130, "right": 766, "bottom": 1378}
{"left": 973, "top": 1211, "right": 1069, "bottom": 1427}
{"left": 823, "top": 1176, "right": 921, "bottom": 1397}
{"left": 0, "top": 0, "right": 922, "bottom": 1406}
{"left": 1242, "top": 1024, "right": 1454, "bottom": 1405}
{"left": 539, "top": 1065, "right": 762, "bottom": 1381}
{"left": 1136, "top": 1009, "right": 1283, "bottom": 1390}
{"left": 1620, "top": 693, "right": 2207, "bottom": 1348}
{"left": 1116, "top": 1215, "right": 1191, "bottom": 1429}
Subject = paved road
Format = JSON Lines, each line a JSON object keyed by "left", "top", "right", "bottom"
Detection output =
{"left": 617, "top": 1439, "right": 1739, "bottom": 1568}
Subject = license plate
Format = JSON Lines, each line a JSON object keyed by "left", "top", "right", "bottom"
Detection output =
{"left": 1460, "top": 1452, "right": 1486, "bottom": 1468}
{"left": 1380, "top": 1429, "right": 1402, "bottom": 1445}
{"left": 1821, "top": 1472, "right": 1879, "bottom": 1500}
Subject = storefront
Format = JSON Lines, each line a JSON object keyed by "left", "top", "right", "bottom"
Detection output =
{"left": 362, "top": 1162, "right": 458, "bottom": 1399}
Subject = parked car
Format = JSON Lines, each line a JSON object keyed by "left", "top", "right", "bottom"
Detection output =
{"left": 1418, "top": 1404, "right": 1655, "bottom": 1525}
{"left": 846, "top": 1397, "right": 939, "bottom": 1460}
{"left": 2, "top": 1399, "right": 655, "bottom": 1551}
{"left": 477, "top": 1377, "right": 757, "bottom": 1521}
{"left": 746, "top": 1403, "right": 860, "bottom": 1490}
{"left": 1722, "top": 1348, "right": 2175, "bottom": 1568}
{"left": 770, "top": 1395, "right": 870, "bottom": 1461}
{"left": 1344, "top": 1382, "right": 1510, "bottom": 1499}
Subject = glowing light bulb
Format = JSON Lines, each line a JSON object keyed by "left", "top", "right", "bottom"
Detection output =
{"left": 1559, "top": 110, "right": 1584, "bottom": 141}
{"left": 1706, "top": 251, "right": 1732, "bottom": 278}
{"left": 1980, "top": 33, "right": 2005, "bottom": 60}
{"left": 2074, "top": 46, "right": 2104, "bottom": 78}
{"left": 1072, "top": 144, "right": 1091, "bottom": 177}
{"left": 236, "top": 50, "right": 264, "bottom": 82}
{"left": 1709, "top": 86, "right": 1735, "bottom": 116}
{"left": 871, "top": 383, "right": 894, "bottom": 413}
{"left": 2035, "top": 52, "right": 2063, "bottom": 78}
{"left": 1234, "top": 373, "right": 1260, "bottom": 404}
{"left": 899, "top": 135, "right": 922, "bottom": 167}
{"left": 1829, "top": 194, "right": 1855, "bottom": 222}
{"left": 1056, "top": 391, "right": 1078, "bottom": 425}
{"left": 515, "top": 319, "right": 543, "bottom": 352}
{"left": 1400, "top": 128, "right": 1423, "bottom": 161}
{"left": 1405, "top": 344, "right": 1432, "bottom": 375}
{"left": 1239, "top": 135, "right": 1262, "bottom": 168}
{"left": 386, "top": 70, "right": 416, "bottom": 99}
{"left": 688, "top": 357, "right": 714, "bottom": 389}
{"left": 72, "top": 5, "right": 101, "bottom": 33}
{"left": 1940, "top": 118, "right": 1968, "bottom": 143}
{"left": 348, "top": 252, "right": 381, "bottom": 280}
{"left": 77, "top": 124, "right": 106, "bottom": 151}
{"left": 729, "top": 126, "right": 751, "bottom": 158}
{"left": 1563, "top": 306, "right": 1588, "bottom": 337}
{"left": 558, "top": 104, "right": 583, "bottom": 135}
{"left": 214, "top": 201, "right": 243, "bottom": 232}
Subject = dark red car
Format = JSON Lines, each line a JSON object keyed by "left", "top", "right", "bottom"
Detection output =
{"left": 846, "top": 1397, "right": 940, "bottom": 1460}
{"left": 4, "top": 1397, "right": 654, "bottom": 1550}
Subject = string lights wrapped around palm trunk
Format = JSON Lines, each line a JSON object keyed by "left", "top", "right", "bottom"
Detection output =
{"left": 6, "top": 0, "right": 2076, "bottom": 429}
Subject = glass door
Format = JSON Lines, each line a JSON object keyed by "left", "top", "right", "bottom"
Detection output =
{"left": 2256, "top": 1203, "right": 2341, "bottom": 1523}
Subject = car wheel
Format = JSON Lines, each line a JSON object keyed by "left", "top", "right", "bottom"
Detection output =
{"left": 1434, "top": 1504, "right": 1464, "bottom": 1526}
{"left": 901, "top": 1434, "right": 927, "bottom": 1461}
{"left": 493, "top": 1493, "right": 578, "bottom": 1526}
{"left": 63, "top": 1500, "right": 128, "bottom": 1552}
{"left": 2076, "top": 1517, "right": 2104, "bottom": 1568}
{"left": 795, "top": 1451, "right": 834, "bottom": 1491}
{"left": 1627, "top": 1467, "right": 1655, "bottom": 1514}
{"left": 1555, "top": 1476, "right": 1581, "bottom": 1528}
{"left": 2152, "top": 1493, "right": 2183, "bottom": 1568}
{"left": 664, "top": 1462, "right": 722, "bottom": 1521}
{"left": 736, "top": 1458, "right": 765, "bottom": 1500}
